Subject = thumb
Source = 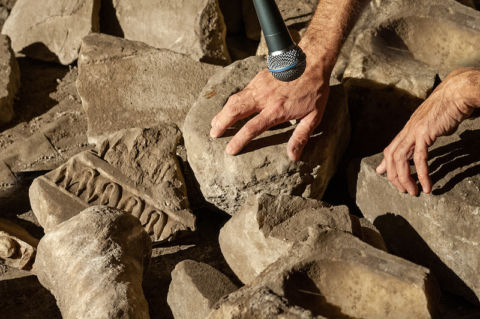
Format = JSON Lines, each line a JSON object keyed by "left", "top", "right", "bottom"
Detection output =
{"left": 287, "top": 111, "right": 321, "bottom": 161}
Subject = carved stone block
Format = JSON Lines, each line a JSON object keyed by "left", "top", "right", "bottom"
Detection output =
{"left": 30, "top": 127, "right": 196, "bottom": 243}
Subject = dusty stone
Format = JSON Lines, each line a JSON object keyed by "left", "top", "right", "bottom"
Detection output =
{"left": 213, "top": 229, "right": 439, "bottom": 319}
{"left": 111, "top": 0, "right": 230, "bottom": 65}
{"left": 33, "top": 206, "right": 151, "bottom": 319}
{"left": 1, "top": 0, "right": 100, "bottom": 65}
{"left": 77, "top": 33, "right": 220, "bottom": 143}
{"left": 167, "top": 260, "right": 238, "bottom": 319}
{"left": 29, "top": 125, "right": 196, "bottom": 243}
{"left": 0, "top": 218, "right": 38, "bottom": 270}
{"left": 184, "top": 56, "right": 350, "bottom": 215}
{"left": 0, "top": 35, "right": 19, "bottom": 125}
{"left": 338, "top": 0, "right": 480, "bottom": 99}
{"left": 0, "top": 6, "right": 8, "bottom": 29}
{"left": 352, "top": 116, "right": 480, "bottom": 304}
{"left": 219, "top": 193, "right": 386, "bottom": 284}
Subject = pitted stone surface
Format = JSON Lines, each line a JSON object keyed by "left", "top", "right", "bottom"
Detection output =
{"left": 29, "top": 126, "right": 196, "bottom": 243}
{"left": 33, "top": 206, "right": 151, "bottom": 319}
{"left": 111, "top": 0, "right": 230, "bottom": 65}
{"left": 0, "top": 35, "right": 19, "bottom": 125}
{"left": 77, "top": 33, "right": 220, "bottom": 143}
{"left": 1, "top": 0, "right": 100, "bottom": 65}
{"left": 184, "top": 56, "right": 350, "bottom": 215}
{"left": 353, "top": 116, "right": 480, "bottom": 304}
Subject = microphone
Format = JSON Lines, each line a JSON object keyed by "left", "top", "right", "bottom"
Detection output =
{"left": 252, "top": 0, "right": 306, "bottom": 82}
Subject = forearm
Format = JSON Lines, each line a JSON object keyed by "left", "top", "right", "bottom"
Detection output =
{"left": 299, "top": 0, "right": 368, "bottom": 76}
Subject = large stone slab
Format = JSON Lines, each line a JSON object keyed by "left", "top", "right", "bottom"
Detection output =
{"left": 220, "top": 193, "right": 386, "bottom": 284}
{"left": 184, "top": 56, "right": 350, "bottom": 215}
{"left": 111, "top": 0, "right": 230, "bottom": 65}
{"left": 212, "top": 229, "right": 440, "bottom": 319}
{"left": 0, "top": 218, "right": 38, "bottom": 270}
{"left": 352, "top": 116, "right": 480, "bottom": 304}
{"left": 77, "top": 33, "right": 220, "bottom": 143}
{"left": 167, "top": 260, "right": 238, "bottom": 319}
{"left": 33, "top": 206, "right": 151, "bottom": 319}
{"left": 29, "top": 126, "right": 196, "bottom": 243}
{"left": 1, "top": 0, "right": 100, "bottom": 65}
{"left": 0, "top": 35, "right": 19, "bottom": 125}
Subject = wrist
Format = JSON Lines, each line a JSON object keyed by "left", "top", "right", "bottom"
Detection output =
{"left": 456, "top": 69, "right": 480, "bottom": 110}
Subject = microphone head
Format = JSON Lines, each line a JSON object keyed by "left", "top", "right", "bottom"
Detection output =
{"left": 267, "top": 46, "right": 306, "bottom": 82}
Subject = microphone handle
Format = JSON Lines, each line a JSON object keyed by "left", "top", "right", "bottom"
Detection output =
{"left": 252, "top": 0, "right": 295, "bottom": 53}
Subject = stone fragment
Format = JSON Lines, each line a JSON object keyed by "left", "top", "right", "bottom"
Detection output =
{"left": 184, "top": 56, "right": 350, "bottom": 215}
{"left": 213, "top": 229, "right": 440, "bottom": 319}
{"left": 339, "top": 0, "right": 480, "bottom": 99}
{"left": 0, "top": 6, "right": 8, "bottom": 29}
{"left": 111, "top": 0, "right": 230, "bottom": 65}
{"left": 219, "top": 193, "right": 385, "bottom": 284}
{"left": 0, "top": 218, "right": 38, "bottom": 270}
{"left": 167, "top": 260, "right": 238, "bottom": 319}
{"left": 33, "top": 206, "right": 151, "bottom": 319}
{"left": 77, "top": 33, "right": 220, "bottom": 143}
{"left": 0, "top": 35, "right": 19, "bottom": 125}
{"left": 29, "top": 126, "right": 196, "bottom": 243}
{"left": 2, "top": 0, "right": 100, "bottom": 65}
{"left": 352, "top": 116, "right": 480, "bottom": 304}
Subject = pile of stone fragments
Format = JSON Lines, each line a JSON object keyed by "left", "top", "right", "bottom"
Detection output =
{"left": 1, "top": 0, "right": 480, "bottom": 318}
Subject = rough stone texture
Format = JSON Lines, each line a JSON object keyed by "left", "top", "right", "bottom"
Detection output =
{"left": 212, "top": 229, "right": 440, "bottom": 319}
{"left": 184, "top": 56, "right": 350, "bottom": 215}
{"left": 112, "top": 0, "right": 230, "bottom": 65}
{"left": 77, "top": 33, "right": 220, "bottom": 143}
{"left": 0, "top": 35, "right": 19, "bottom": 125}
{"left": 33, "top": 206, "right": 151, "bottom": 319}
{"left": 1, "top": 0, "right": 100, "bottom": 65}
{"left": 352, "top": 115, "right": 480, "bottom": 304}
{"left": 220, "top": 193, "right": 386, "bottom": 284}
{"left": 0, "top": 218, "right": 38, "bottom": 270}
{"left": 29, "top": 126, "right": 196, "bottom": 243}
{"left": 0, "top": 6, "right": 8, "bottom": 29}
{"left": 167, "top": 260, "right": 238, "bottom": 319}
{"left": 337, "top": 0, "right": 480, "bottom": 99}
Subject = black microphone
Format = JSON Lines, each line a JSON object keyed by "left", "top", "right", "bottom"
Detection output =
{"left": 252, "top": 0, "right": 306, "bottom": 82}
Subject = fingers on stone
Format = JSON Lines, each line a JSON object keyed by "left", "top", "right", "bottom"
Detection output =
{"left": 413, "top": 138, "right": 432, "bottom": 194}
{"left": 287, "top": 112, "right": 320, "bottom": 161}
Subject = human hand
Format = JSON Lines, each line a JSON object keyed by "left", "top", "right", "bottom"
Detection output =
{"left": 376, "top": 68, "right": 480, "bottom": 195}
{"left": 210, "top": 61, "right": 330, "bottom": 161}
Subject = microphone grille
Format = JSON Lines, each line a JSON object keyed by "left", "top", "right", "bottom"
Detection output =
{"left": 267, "top": 46, "right": 306, "bottom": 82}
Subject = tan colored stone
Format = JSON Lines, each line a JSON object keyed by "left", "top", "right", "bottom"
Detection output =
{"left": 1, "top": 0, "right": 100, "bottom": 65}
{"left": 112, "top": 0, "right": 230, "bottom": 65}
{"left": 77, "top": 33, "right": 220, "bottom": 143}
{"left": 0, "top": 35, "right": 19, "bottom": 125}
{"left": 184, "top": 56, "right": 350, "bottom": 215}
{"left": 352, "top": 116, "right": 480, "bottom": 304}
{"left": 29, "top": 126, "right": 196, "bottom": 243}
{"left": 0, "top": 218, "right": 38, "bottom": 270}
{"left": 33, "top": 206, "right": 151, "bottom": 319}
{"left": 167, "top": 260, "right": 238, "bottom": 319}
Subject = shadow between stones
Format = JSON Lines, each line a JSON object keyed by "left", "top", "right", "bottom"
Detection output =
{"left": 99, "top": 0, "right": 124, "bottom": 37}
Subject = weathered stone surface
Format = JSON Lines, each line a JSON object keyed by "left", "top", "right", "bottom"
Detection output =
{"left": 338, "top": 0, "right": 480, "bottom": 99}
{"left": 1, "top": 0, "right": 100, "bottom": 65}
{"left": 167, "top": 260, "right": 238, "bottom": 319}
{"left": 0, "top": 218, "right": 38, "bottom": 270}
{"left": 184, "top": 56, "right": 350, "bottom": 215}
{"left": 112, "top": 0, "right": 230, "bottom": 65}
{"left": 352, "top": 116, "right": 480, "bottom": 304}
{"left": 213, "top": 229, "right": 439, "bottom": 319}
{"left": 30, "top": 126, "right": 196, "bottom": 243}
{"left": 33, "top": 206, "right": 151, "bottom": 319}
{"left": 77, "top": 33, "right": 220, "bottom": 143}
{"left": 0, "top": 35, "right": 19, "bottom": 125}
{"left": 0, "top": 6, "right": 8, "bottom": 29}
{"left": 220, "top": 193, "right": 386, "bottom": 284}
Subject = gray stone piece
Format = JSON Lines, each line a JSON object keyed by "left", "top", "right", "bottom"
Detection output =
{"left": 352, "top": 116, "right": 480, "bottom": 304}
{"left": 1, "top": 0, "right": 100, "bottom": 65}
{"left": 33, "top": 206, "right": 151, "bottom": 319}
{"left": 184, "top": 56, "right": 350, "bottom": 215}
{"left": 0, "top": 218, "right": 38, "bottom": 270}
{"left": 219, "top": 193, "right": 386, "bottom": 284}
{"left": 167, "top": 260, "right": 238, "bottom": 319}
{"left": 0, "top": 34, "right": 19, "bottom": 125}
{"left": 213, "top": 229, "right": 440, "bottom": 319}
{"left": 77, "top": 33, "right": 220, "bottom": 144}
{"left": 29, "top": 126, "right": 196, "bottom": 243}
{"left": 112, "top": 0, "right": 230, "bottom": 65}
